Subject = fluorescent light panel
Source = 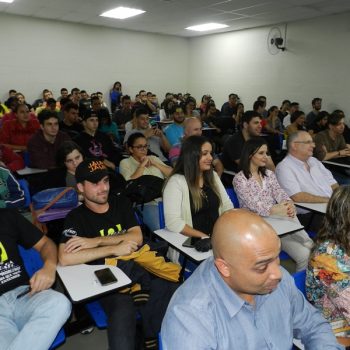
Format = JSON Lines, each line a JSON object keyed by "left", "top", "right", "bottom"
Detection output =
{"left": 186, "top": 23, "right": 229, "bottom": 32}
{"left": 100, "top": 7, "right": 145, "bottom": 19}
{"left": 0, "top": 0, "right": 14, "bottom": 3}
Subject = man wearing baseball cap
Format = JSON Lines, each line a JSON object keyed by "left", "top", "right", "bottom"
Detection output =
{"left": 58, "top": 158, "right": 177, "bottom": 350}
{"left": 74, "top": 109, "right": 121, "bottom": 171}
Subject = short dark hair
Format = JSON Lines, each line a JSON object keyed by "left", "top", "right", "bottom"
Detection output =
{"left": 121, "top": 95, "right": 131, "bottom": 103}
{"left": 290, "top": 102, "right": 299, "bottom": 107}
{"left": 63, "top": 102, "right": 79, "bottom": 113}
{"left": 312, "top": 97, "right": 322, "bottom": 105}
{"left": 91, "top": 95, "right": 100, "bottom": 104}
{"left": 257, "top": 95, "right": 266, "bottom": 101}
{"left": 242, "top": 110, "right": 261, "bottom": 126}
{"left": 9, "top": 89, "right": 16, "bottom": 94}
{"left": 240, "top": 138, "right": 268, "bottom": 179}
{"left": 229, "top": 93, "right": 238, "bottom": 99}
{"left": 47, "top": 98, "right": 56, "bottom": 105}
{"left": 328, "top": 112, "right": 344, "bottom": 126}
{"left": 71, "top": 88, "right": 80, "bottom": 94}
{"left": 60, "top": 97, "right": 71, "bottom": 109}
{"left": 38, "top": 110, "right": 59, "bottom": 125}
{"left": 135, "top": 108, "right": 149, "bottom": 118}
{"left": 253, "top": 100, "right": 264, "bottom": 111}
{"left": 127, "top": 132, "right": 146, "bottom": 148}
{"left": 60, "top": 88, "right": 68, "bottom": 93}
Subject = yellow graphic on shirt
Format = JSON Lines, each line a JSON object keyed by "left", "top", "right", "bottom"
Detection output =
{"left": 99, "top": 224, "right": 122, "bottom": 237}
{"left": 0, "top": 242, "right": 8, "bottom": 263}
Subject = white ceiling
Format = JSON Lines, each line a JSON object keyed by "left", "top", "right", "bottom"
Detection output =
{"left": 1, "top": 0, "right": 350, "bottom": 37}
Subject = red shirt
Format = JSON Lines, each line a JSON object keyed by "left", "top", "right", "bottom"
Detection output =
{"left": 0, "top": 144, "right": 24, "bottom": 172}
{"left": 0, "top": 119, "right": 40, "bottom": 147}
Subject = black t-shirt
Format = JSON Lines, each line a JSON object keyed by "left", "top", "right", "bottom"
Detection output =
{"left": 220, "top": 102, "right": 236, "bottom": 117}
{"left": 190, "top": 185, "right": 220, "bottom": 236}
{"left": 59, "top": 121, "right": 84, "bottom": 138}
{"left": 74, "top": 131, "right": 121, "bottom": 166}
{"left": 221, "top": 131, "right": 246, "bottom": 171}
{"left": 0, "top": 208, "right": 43, "bottom": 294}
{"left": 61, "top": 195, "right": 138, "bottom": 265}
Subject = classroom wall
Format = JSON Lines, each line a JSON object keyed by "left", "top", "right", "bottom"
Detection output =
{"left": 0, "top": 13, "right": 189, "bottom": 104}
{"left": 188, "top": 11, "right": 350, "bottom": 117}
{"left": 1, "top": 11, "right": 350, "bottom": 117}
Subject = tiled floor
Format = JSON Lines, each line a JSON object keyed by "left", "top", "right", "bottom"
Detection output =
{"left": 60, "top": 329, "right": 108, "bottom": 350}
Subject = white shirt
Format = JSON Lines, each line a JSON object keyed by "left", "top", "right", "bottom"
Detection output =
{"left": 275, "top": 154, "right": 336, "bottom": 198}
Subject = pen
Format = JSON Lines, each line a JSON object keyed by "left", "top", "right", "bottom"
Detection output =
{"left": 17, "top": 287, "right": 31, "bottom": 299}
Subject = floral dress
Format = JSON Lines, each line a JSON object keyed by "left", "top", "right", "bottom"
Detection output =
{"left": 307, "top": 240, "right": 350, "bottom": 337}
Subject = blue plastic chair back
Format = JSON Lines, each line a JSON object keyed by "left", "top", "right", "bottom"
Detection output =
{"left": 159, "top": 333, "right": 163, "bottom": 350}
{"left": 293, "top": 269, "right": 306, "bottom": 297}
{"left": 18, "top": 179, "right": 31, "bottom": 207}
{"left": 17, "top": 245, "right": 66, "bottom": 349}
{"left": 225, "top": 188, "right": 240, "bottom": 208}
{"left": 158, "top": 201, "right": 165, "bottom": 229}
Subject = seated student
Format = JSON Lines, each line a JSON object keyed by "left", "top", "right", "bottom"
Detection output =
{"left": 59, "top": 102, "right": 83, "bottom": 138}
{"left": 307, "top": 185, "right": 350, "bottom": 347}
{"left": 183, "top": 97, "right": 200, "bottom": 118}
{"left": 161, "top": 210, "right": 342, "bottom": 350}
{"left": 221, "top": 110, "right": 275, "bottom": 172}
{"left": 120, "top": 133, "right": 172, "bottom": 231}
{"left": 120, "top": 133, "right": 172, "bottom": 181}
{"left": 59, "top": 159, "right": 178, "bottom": 350}
{"left": 27, "top": 110, "right": 70, "bottom": 169}
{"left": 264, "top": 105, "right": 283, "bottom": 135}
{"left": 163, "top": 136, "right": 233, "bottom": 251}
{"left": 314, "top": 112, "right": 350, "bottom": 161}
{"left": 163, "top": 106, "right": 185, "bottom": 146}
{"left": 169, "top": 117, "right": 224, "bottom": 177}
{"left": 1, "top": 97, "right": 37, "bottom": 126}
{"left": 308, "top": 110, "right": 328, "bottom": 135}
{"left": 285, "top": 110, "right": 308, "bottom": 138}
{"left": 124, "top": 108, "right": 170, "bottom": 162}
{"left": 0, "top": 208, "right": 71, "bottom": 350}
{"left": 74, "top": 109, "right": 121, "bottom": 171}
{"left": 113, "top": 95, "right": 132, "bottom": 129}
{"left": 0, "top": 165, "right": 25, "bottom": 208}
{"left": 233, "top": 138, "right": 313, "bottom": 271}
{"left": 98, "top": 108, "right": 121, "bottom": 144}
{"left": 0, "top": 144, "right": 25, "bottom": 172}
{"left": 0, "top": 103, "right": 40, "bottom": 151}
{"left": 314, "top": 112, "right": 350, "bottom": 184}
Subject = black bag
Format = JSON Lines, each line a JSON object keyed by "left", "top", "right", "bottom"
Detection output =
{"left": 123, "top": 175, "right": 164, "bottom": 204}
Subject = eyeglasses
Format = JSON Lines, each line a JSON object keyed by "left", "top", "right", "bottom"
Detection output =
{"left": 294, "top": 140, "right": 315, "bottom": 145}
{"left": 132, "top": 144, "right": 149, "bottom": 150}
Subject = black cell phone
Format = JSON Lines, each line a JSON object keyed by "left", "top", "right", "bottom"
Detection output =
{"left": 94, "top": 268, "right": 118, "bottom": 286}
{"left": 182, "top": 237, "right": 200, "bottom": 248}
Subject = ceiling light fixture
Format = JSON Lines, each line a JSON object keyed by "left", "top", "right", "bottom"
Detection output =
{"left": 186, "top": 23, "right": 228, "bottom": 32}
{"left": 100, "top": 7, "right": 145, "bottom": 20}
{"left": 0, "top": 0, "right": 14, "bottom": 3}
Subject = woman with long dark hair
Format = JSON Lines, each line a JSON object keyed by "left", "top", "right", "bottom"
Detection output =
{"left": 163, "top": 135, "right": 232, "bottom": 251}
{"left": 307, "top": 186, "right": 350, "bottom": 345}
{"left": 233, "top": 138, "right": 313, "bottom": 271}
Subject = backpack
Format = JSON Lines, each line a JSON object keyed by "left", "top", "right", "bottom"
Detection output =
{"left": 123, "top": 175, "right": 164, "bottom": 204}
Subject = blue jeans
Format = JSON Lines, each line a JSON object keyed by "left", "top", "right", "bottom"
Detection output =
{"left": 0, "top": 285, "right": 71, "bottom": 350}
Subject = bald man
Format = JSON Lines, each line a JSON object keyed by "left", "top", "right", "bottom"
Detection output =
{"left": 168, "top": 117, "right": 224, "bottom": 176}
{"left": 161, "top": 210, "right": 342, "bottom": 350}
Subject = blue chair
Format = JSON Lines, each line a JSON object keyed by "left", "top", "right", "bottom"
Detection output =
{"left": 225, "top": 188, "right": 240, "bottom": 208}
{"left": 18, "top": 179, "right": 31, "bottom": 208}
{"left": 292, "top": 269, "right": 306, "bottom": 297}
{"left": 18, "top": 246, "right": 66, "bottom": 349}
{"left": 157, "top": 201, "right": 198, "bottom": 279}
{"left": 158, "top": 201, "right": 165, "bottom": 229}
{"left": 85, "top": 301, "right": 108, "bottom": 328}
{"left": 159, "top": 332, "right": 163, "bottom": 350}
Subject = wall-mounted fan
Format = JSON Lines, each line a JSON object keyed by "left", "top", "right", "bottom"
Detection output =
{"left": 267, "top": 27, "right": 285, "bottom": 55}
